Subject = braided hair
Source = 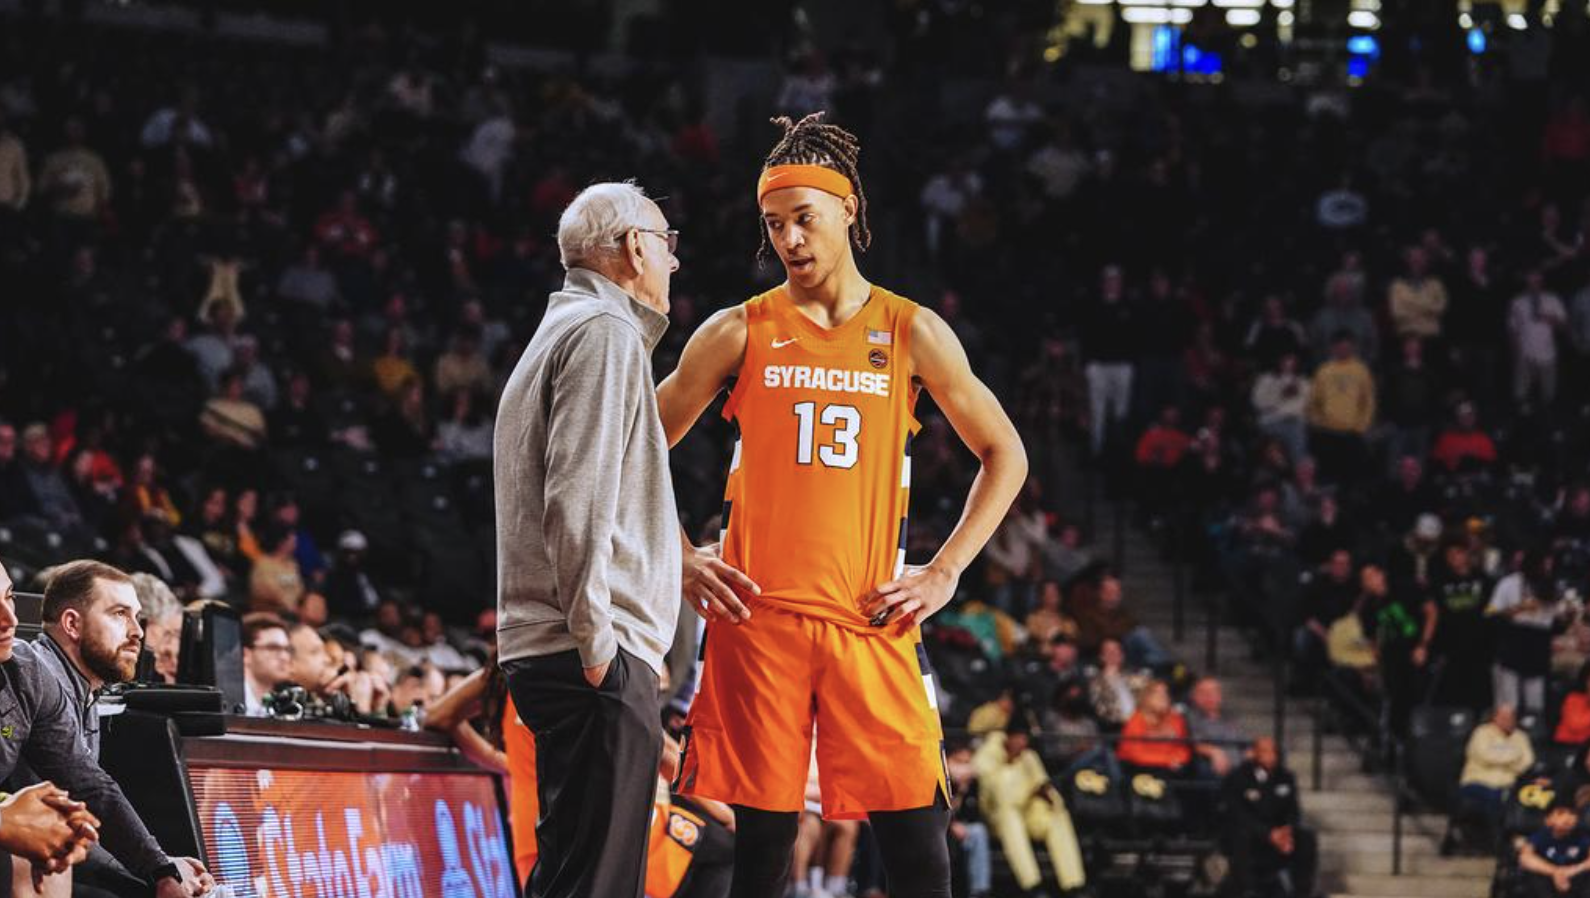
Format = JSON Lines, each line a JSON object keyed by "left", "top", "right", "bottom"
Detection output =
{"left": 759, "top": 112, "right": 871, "bottom": 259}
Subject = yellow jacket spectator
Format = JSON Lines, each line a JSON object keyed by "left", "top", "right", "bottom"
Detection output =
{"left": 1308, "top": 336, "right": 1376, "bottom": 435}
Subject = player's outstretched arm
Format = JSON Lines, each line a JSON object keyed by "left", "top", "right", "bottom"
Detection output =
{"left": 656, "top": 305, "right": 747, "bottom": 448}
{"left": 863, "top": 307, "right": 1028, "bottom": 627}
{"left": 656, "top": 305, "right": 759, "bottom": 622}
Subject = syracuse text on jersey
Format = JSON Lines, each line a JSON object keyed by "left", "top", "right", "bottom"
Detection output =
{"left": 761, "top": 364, "right": 891, "bottom": 397}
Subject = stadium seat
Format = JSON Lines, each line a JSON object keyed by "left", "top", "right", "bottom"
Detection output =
{"left": 1406, "top": 706, "right": 1476, "bottom": 813}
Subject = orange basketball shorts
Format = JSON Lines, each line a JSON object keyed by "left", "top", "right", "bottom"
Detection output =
{"left": 674, "top": 605, "right": 948, "bottom": 820}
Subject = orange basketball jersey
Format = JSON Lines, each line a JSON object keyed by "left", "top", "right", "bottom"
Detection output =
{"left": 720, "top": 285, "right": 920, "bottom": 630}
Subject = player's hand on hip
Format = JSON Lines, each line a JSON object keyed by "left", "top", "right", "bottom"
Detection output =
{"left": 683, "top": 543, "right": 758, "bottom": 623}
{"left": 583, "top": 660, "right": 611, "bottom": 689}
{"left": 863, "top": 564, "right": 960, "bottom": 628}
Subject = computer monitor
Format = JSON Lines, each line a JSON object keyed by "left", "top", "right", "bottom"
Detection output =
{"left": 177, "top": 603, "right": 245, "bottom": 713}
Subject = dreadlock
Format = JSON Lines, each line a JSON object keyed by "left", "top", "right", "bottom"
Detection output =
{"left": 759, "top": 112, "right": 871, "bottom": 259}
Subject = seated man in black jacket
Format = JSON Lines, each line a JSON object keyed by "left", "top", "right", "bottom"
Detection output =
{"left": 1222, "top": 737, "right": 1319, "bottom": 898}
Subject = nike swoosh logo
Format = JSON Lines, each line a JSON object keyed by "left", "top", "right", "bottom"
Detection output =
{"left": 772, "top": 338, "right": 799, "bottom": 349}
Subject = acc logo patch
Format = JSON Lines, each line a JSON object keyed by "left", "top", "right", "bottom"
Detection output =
{"left": 667, "top": 813, "right": 701, "bottom": 848}
{"left": 1074, "top": 769, "right": 1110, "bottom": 795}
{"left": 868, "top": 349, "right": 888, "bottom": 369}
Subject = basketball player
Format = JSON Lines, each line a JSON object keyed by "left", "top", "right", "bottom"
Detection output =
{"left": 657, "top": 113, "right": 1028, "bottom": 898}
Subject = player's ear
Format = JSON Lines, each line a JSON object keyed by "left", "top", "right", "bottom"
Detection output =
{"left": 842, "top": 194, "right": 858, "bottom": 226}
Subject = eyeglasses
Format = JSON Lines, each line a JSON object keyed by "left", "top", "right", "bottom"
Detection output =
{"left": 632, "top": 228, "right": 679, "bottom": 255}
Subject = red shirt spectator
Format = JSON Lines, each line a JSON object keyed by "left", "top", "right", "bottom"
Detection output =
{"left": 1135, "top": 408, "right": 1193, "bottom": 468}
{"left": 1431, "top": 403, "right": 1497, "bottom": 472}
{"left": 314, "top": 191, "right": 379, "bottom": 259}
{"left": 1117, "top": 681, "right": 1193, "bottom": 770}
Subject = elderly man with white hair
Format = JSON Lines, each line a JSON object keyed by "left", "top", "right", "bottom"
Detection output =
{"left": 494, "top": 181, "right": 682, "bottom": 898}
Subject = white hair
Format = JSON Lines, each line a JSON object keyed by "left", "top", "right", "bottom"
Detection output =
{"left": 556, "top": 181, "right": 656, "bottom": 270}
{"left": 129, "top": 572, "right": 182, "bottom": 624}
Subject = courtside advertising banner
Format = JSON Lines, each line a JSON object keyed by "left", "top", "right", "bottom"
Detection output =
{"left": 189, "top": 766, "right": 517, "bottom": 898}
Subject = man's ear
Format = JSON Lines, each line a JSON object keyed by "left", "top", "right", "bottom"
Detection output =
{"left": 843, "top": 194, "right": 858, "bottom": 226}
{"left": 60, "top": 608, "right": 83, "bottom": 641}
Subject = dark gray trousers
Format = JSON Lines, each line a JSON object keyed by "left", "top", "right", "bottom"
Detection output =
{"left": 505, "top": 647, "right": 662, "bottom": 898}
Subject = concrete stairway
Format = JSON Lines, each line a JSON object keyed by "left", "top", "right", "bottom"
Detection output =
{"left": 1099, "top": 499, "right": 1495, "bottom": 898}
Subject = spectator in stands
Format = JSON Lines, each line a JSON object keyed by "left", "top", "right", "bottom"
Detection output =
{"left": 270, "top": 495, "right": 325, "bottom": 588}
{"left": 1431, "top": 401, "right": 1499, "bottom": 474}
{"left": 416, "top": 611, "right": 475, "bottom": 671}
{"left": 317, "top": 318, "right": 365, "bottom": 393}
{"left": 313, "top": 190, "right": 379, "bottom": 261}
{"left": 1188, "top": 677, "right": 1244, "bottom": 777}
{"left": 973, "top": 724, "right": 1086, "bottom": 896}
{"left": 1518, "top": 803, "right": 1590, "bottom": 898}
{"left": 1298, "top": 492, "right": 1351, "bottom": 568}
{"left": 269, "top": 369, "right": 332, "bottom": 449}
{"left": 16, "top": 423, "right": 87, "bottom": 537}
{"left": 1370, "top": 551, "right": 1432, "bottom": 738}
{"left": 1083, "top": 264, "right": 1138, "bottom": 456}
{"left": 1135, "top": 405, "right": 1192, "bottom": 523}
{"left": 1088, "top": 636, "right": 1145, "bottom": 729}
{"left": 982, "top": 489, "right": 1047, "bottom": 614}
{"left": 1117, "top": 679, "right": 1192, "bottom": 774}
{"left": 276, "top": 244, "right": 340, "bottom": 312}
{"left": 186, "top": 297, "right": 242, "bottom": 391}
{"left": 433, "top": 326, "right": 493, "bottom": 398}
{"left": 1381, "top": 336, "right": 1441, "bottom": 471}
{"left": 1510, "top": 268, "right": 1569, "bottom": 410}
{"left": 1071, "top": 573, "right": 1170, "bottom": 669}
{"left": 1557, "top": 664, "right": 1590, "bottom": 746}
{"left": 1296, "top": 549, "right": 1358, "bottom": 685}
{"left": 373, "top": 376, "right": 434, "bottom": 458}
{"left": 1389, "top": 245, "right": 1449, "bottom": 344}
{"left": 1488, "top": 550, "right": 1563, "bottom": 714}
{"left": 187, "top": 486, "right": 240, "bottom": 595}
{"left": 233, "top": 336, "right": 278, "bottom": 412}
{"left": 1310, "top": 260, "right": 1378, "bottom": 367}
{"left": 1244, "top": 295, "right": 1308, "bottom": 371}
{"left": 1252, "top": 352, "right": 1310, "bottom": 465}
{"left": 1222, "top": 737, "right": 1318, "bottom": 898}
{"left": 1375, "top": 456, "right": 1438, "bottom": 536}
{"left": 241, "top": 612, "right": 291, "bottom": 716}
{"left": 132, "top": 509, "right": 205, "bottom": 600}
{"left": 249, "top": 523, "right": 304, "bottom": 615}
{"left": 371, "top": 326, "right": 421, "bottom": 399}
{"left": 1455, "top": 704, "right": 1535, "bottom": 849}
{"left": 130, "top": 573, "right": 182, "bottom": 684}
{"left": 1025, "top": 581, "right": 1078, "bottom": 648}
{"left": 967, "top": 688, "right": 1016, "bottom": 737}
{"left": 437, "top": 388, "right": 494, "bottom": 463}
{"left": 1424, "top": 538, "right": 1492, "bottom": 710}
{"left": 1326, "top": 574, "right": 1379, "bottom": 701}
{"left": 944, "top": 741, "right": 993, "bottom": 898}
{"left": 1306, "top": 331, "right": 1375, "bottom": 485}
{"left": 36, "top": 115, "right": 111, "bottom": 224}
{"left": 325, "top": 529, "right": 382, "bottom": 620}
{"left": 199, "top": 368, "right": 267, "bottom": 450}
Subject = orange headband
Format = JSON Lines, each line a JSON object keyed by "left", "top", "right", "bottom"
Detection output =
{"left": 757, "top": 164, "right": 854, "bottom": 204}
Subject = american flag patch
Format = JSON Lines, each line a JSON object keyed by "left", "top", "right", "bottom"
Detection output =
{"left": 867, "top": 329, "right": 893, "bottom": 345}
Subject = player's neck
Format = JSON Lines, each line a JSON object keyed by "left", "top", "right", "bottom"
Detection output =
{"left": 786, "top": 260, "right": 870, "bottom": 323}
